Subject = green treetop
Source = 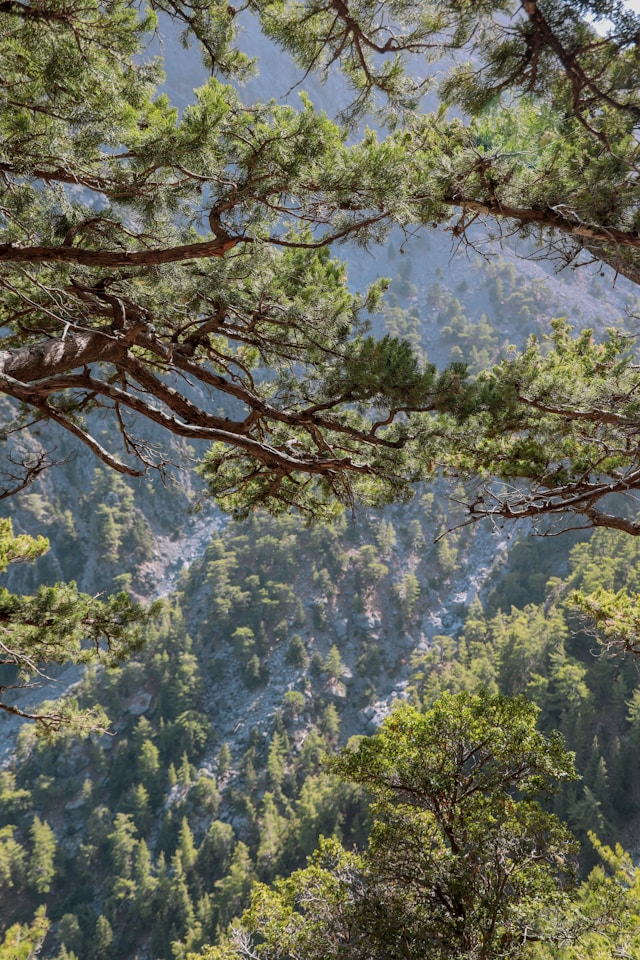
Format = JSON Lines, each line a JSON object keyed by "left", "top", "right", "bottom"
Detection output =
{"left": 206, "top": 693, "right": 586, "bottom": 960}
{"left": 0, "top": 906, "right": 49, "bottom": 960}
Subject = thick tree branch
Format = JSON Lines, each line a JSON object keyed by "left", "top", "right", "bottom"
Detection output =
{"left": 0, "top": 236, "right": 241, "bottom": 267}
{"left": 443, "top": 196, "right": 640, "bottom": 253}
{"left": 522, "top": 0, "right": 640, "bottom": 120}
{"left": 0, "top": 329, "right": 129, "bottom": 382}
{"left": 465, "top": 470, "right": 640, "bottom": 534}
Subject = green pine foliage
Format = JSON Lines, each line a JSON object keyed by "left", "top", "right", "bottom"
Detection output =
{"left": 3, "top": 0, "right": 640, "bottom": 528}
{"left": 213, "top": 695, "right": 580, "bottom": 960}
{"left": 0, "top": 518, "right": 159, "bottom": 730}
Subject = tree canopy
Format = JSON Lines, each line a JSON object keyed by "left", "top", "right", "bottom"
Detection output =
{"left": 210, "top": 694, "right": 583, "bottom": 960}
{"left": 2, "top": 1, "right": 640, "bottom": 528}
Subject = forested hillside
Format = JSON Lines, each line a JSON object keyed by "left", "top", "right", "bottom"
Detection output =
{"left": 2, "top": 509, "right": 640, "bottom": 958}
{"left": 3, "top": 2, "right": 640, "bottom": 959}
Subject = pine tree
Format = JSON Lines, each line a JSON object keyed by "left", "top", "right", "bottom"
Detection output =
{"left": 177, "top": 818, "right": 197, "bottom": 874}
{"left": 133, "top": 839, "right": 157, "bottom": 924}
{"left": 197, "top": 821, "right": 236, "bottom": 885}
{"left": 137, "top": 739, "right": 162, "bottom": 804}
{"left": 256, "top": 793, "right": 287, "bottom": 880}
{"left": 214, "top": 842, "right": 255, "bottom": 928}
{"left": 0, "top": 826, "right": 26, "bottom": 892}
{"left": 168, "top": 853, "right": 196, "bottom": 939}
{"left": 216, "top": 744, "right": 231, "bottom": 779}
{"left": 324, "top": 646, "right": 345, "bottom": 682}
{"left": 0, "top": 520, "right": 156, "bottom": 729}
{"left": 27, "top": 817, "right": 56, "bottom": 895}
{"left": 266, "top": 734, "right": 286, "bottom": 793}
{"left": 225, "top": 694, "right": 581, "bottom": 960}
{"left": 178, "top": 753, "right": 195, "bottom": 788}
{"left": 107, "top": 814, "right": 137, "bottom": 880}
{"left": 90, "top": 916, "right": 114, "bottom": 960}
{"left": 125, "top": 783, "right": 152, "bottom": 834}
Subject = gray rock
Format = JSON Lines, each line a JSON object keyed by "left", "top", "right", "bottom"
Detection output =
{"left": 334, "top": 619, "right": 348, "bottom": 640}
{"left": 127, "top": 691, "right": 152, "bottom": 716}
{"left": 326, "top": 680, "right": 347, "bottom": 699}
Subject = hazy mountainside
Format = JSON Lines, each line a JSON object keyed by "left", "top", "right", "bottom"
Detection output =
{"left": 4, "top": 8, "right": 640, "bottom": 960}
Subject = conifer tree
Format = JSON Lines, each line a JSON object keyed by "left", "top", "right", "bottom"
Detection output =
{"left": 26, "top": 817, "right": 56, "bottom": 895}
{"left": 213, "top": 694, "right": 583, "bottom": 960}
{"left": 90, "top": 916, "right": 114, "bottom": 960}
